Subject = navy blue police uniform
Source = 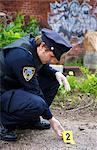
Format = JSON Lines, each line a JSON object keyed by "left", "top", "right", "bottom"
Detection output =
{"left": 0, "top": 28, "right": 72, "bottom": 136}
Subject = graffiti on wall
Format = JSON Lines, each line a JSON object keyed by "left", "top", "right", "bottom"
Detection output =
{"left": 48, "top": 0, "right": 97, "bottom": 44}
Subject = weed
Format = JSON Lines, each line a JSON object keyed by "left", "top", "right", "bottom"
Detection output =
{"left": 54, "top": 68, "right": 97, "bottom": 109}
{"left": 0, "top": 14, "right": 39, "bottom": 48}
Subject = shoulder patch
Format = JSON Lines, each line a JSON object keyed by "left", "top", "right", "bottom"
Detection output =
{"left": 23, "top": 66, "right": 35, "bottom": 81}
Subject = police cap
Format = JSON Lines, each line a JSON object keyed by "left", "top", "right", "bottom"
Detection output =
{"left": 41, "top": 28, "right": 72, "bottom": 60}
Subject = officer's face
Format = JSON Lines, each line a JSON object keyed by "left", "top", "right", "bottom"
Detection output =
{"left": 37, "top": 43, "right": 57, "bottom": 64}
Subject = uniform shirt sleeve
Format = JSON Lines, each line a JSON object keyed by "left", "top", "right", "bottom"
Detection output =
{"left": 42, "top": 107, "right": 53, "bottom": 120}
{"left": 38, "top": 64, "right": 57, "bottom": 78}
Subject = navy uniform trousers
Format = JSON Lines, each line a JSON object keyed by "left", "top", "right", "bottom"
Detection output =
{"left": 1, "top": 73, "right": 59, "bottom": 128}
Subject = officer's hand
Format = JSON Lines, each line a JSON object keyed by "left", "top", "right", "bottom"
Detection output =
{"left": 49, "top": 117, "right": 64, "bottom": 138}
{"left": 55, "top": 72, "right": 71, "bottom": 91}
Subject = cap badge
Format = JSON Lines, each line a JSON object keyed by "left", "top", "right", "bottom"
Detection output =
{"left": 51, "top": 46, "right": 54, "bottom": 51}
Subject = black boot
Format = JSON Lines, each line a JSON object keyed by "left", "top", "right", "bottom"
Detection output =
{"left": 0, "top": 125, "right": 17, "bottom": 141}
{"left": 17, "top": 120, "right": 50, "bottom": 130}
{"left": 30, "top": 120, "right": 51, "bottom": 130}
{"left": 4, "top": 119, "right": 51, "bottom": 130}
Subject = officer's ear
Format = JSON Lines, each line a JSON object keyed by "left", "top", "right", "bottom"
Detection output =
{"left": 37, "top": 42, "right": 46, "bottom": 53}
{"left": 40, "top": 42, "right": 45, "bottom": 48}
{"left": 38, "top": 42, "right": 47, "bottom": 51}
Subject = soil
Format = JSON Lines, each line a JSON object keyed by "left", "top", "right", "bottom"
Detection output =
{"left": 0, "top": 98, "right": 97, "bottom": 150}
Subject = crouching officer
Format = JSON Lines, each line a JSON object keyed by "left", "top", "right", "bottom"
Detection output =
{"left": 0, "top": 28, "right": 72, "bottom": 141}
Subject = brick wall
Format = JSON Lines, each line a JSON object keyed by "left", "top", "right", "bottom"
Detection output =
{"left": 0, "top": 0, "right": 55, "bottom": 27}
{"left": 0, "top": 0, "right": 97, "bottom": 63}
{"left": 0, "top": 0, "right": 97, "bottom": 27}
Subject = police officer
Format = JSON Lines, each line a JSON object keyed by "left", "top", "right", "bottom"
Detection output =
{"left": 0, "top": 28, "right": 72, "bottom": 141}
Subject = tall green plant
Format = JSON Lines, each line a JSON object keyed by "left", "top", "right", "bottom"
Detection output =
{"left": 24, "top": 16, "right": 39, "bottom": 36}
{"left": 0, "top": 14, "right": 39, "bottom": 48}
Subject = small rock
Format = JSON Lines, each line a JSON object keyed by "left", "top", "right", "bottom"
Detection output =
{"left": 78, "top": 127, "right": 85, "bottom": 131}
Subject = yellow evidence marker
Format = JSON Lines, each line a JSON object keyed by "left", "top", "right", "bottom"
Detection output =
{"left": 62, "top": 130, "right": 76, "bottom": 144}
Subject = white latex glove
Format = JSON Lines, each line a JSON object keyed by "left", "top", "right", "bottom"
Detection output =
{"left": 55, "top": 72, "right": 71, "bottom": 91}
{"left": 49, "top": 117, "right": 64, "bottom": 138}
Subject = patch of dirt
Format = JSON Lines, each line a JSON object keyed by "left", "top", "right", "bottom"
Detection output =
{"left": 0, "top": 105, "right": 97, "bottom": 150}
